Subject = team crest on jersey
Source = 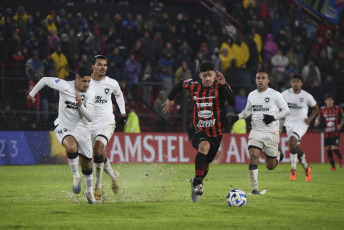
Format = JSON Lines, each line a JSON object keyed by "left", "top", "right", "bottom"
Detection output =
{"left": 300, "top": 98, "right": 304, "bottom": 102}
{"left": 105, "top": 88, "right": 110, "bottom": 94}
{"left": 265, "top": 97, "right": 270, "bottom": 103}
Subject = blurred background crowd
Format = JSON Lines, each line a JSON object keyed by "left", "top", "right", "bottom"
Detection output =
{"left": 0, "top": 0, "right": 343, "bottom": 132}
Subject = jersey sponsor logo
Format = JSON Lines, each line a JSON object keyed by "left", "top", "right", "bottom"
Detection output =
{"left": 193, "top": 96, "right": 215, "bottom": 100}
{"left": 197, "top": 119, "right": 216, "bottom": 127}
{"left": 252, "top": 105, "right": 269, "bottom": 111}
{"left": 265, "top": 97, "right": 270, "bottom": 103}
{"left": 198, "top": 110, "right": 213, "bottom": 118}
{"left": 300, "top": 98, "right": 304, "bottom": 102}
{"left": 105, "top": 88, "right": 110, "bottom": 94}
{"left": 287, "top": 103, "right": 302, "bottom": 109}
{"left": 196, "top": 102, "right": 213, "bottom": 108}
{"left": 65, "top": 100, "right": 78, "bottom": 109}
{"left": 95, "top": 95, "right": 108, "bottom": 104}
{"left": 55, "top": 79, "right": 60, "bottom": 83}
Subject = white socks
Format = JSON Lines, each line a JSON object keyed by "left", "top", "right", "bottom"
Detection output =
{"left": 249, "top": 169, "right": 258, "bottom": 191}
{"left": 104, "top": 158, "right": 117, "bottom": 181}
{"left": 68, "top": 156, "right": 80, "bottom": 179}
{"left": 298, "top": 153, "right": 309, "bottom": 170}
{"left": 94, "top": 163, "right": 104, "bottom": 189}
{"left": 290, "top": 154, "right": 297, "bottom": 171}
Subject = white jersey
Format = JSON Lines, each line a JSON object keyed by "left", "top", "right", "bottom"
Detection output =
{"left": 29, "top": 77, "right": 95, "bottom": 130}
{"left": 239, "top": 88, "right": 288, "bottom": 133}
{"left": 90, "top": 76, "right": 126, "bottom": 131}
{"left": 282, "top": 89, "right": 316, "bottom": 127}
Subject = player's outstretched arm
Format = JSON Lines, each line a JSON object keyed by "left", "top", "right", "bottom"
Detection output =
{"left": 28, "top": 77, "right": 59, "bottom": 100}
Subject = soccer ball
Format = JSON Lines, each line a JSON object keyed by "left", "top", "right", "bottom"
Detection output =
{"left": 226, "top": 189, "right": 246, "bottom": 207}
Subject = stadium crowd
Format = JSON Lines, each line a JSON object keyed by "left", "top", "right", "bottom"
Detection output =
{"left": 0, "top": 0, "right": 344, "bottom": 131}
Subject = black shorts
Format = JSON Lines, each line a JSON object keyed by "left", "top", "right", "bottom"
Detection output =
{"left": 324, "top": 136, "right": 340, "bottom": 146}
{"left": 188, "top": 127, "right": 222, "bottom": 163}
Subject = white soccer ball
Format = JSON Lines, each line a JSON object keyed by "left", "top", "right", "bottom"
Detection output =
{"left": 226, "top": 189, "right": 246, "bottom": 207}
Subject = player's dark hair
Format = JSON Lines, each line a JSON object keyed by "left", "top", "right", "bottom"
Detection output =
{"left": 77, "top": 66, "right": 92, "bottom": 78}
{"left": 324, "top": 94, "right": 334, "bottom": 100}
{"left": 91, "top": 55, "right": 108, "bottom": 65}
{"left": 256, "top": 69, "right": 269, "bottom": 78}
{"left": 199, "top": 62, "right": 214, "bottom": 73}
{"left": 292, "top": 74, "right": 303, "bottom": 82}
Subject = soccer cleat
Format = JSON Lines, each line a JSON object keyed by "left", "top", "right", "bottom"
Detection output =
{"left": 340, "top": 158, "right": 344, "bottom": 168}
{"left": 111, "top": 171, "right": 120, "bottom": 194}
{"left": 190, "top": 178, "right": 203, "bottom": 203}
{"left": 94, "top": 188, "right": 102, "bottom": 200}
{"left": 305, "top": 166, "right": 312, "bottom": 182}
{"left": 290, "top": 170, "right": 297, "bottom": 181}
{"left": 278, "top": 146, "right": 284, "bottom": 162}
{"left": 250, "top": 190, "right": 260, "bottom": 195}
{"left": 330, "top": 167, "right": 336, "bottom": 171}
{"left": 84, "top": 191, "right": 97, "bottom": 204}
{"left": 72, "top": 177, "right": 81, "bottom": 194}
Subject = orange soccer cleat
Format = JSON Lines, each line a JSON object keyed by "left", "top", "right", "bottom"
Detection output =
{"left": 305, "top": 165, "right": 312, "bottom": 182}
{"left": 290, "top": 170, "right": 297, "bottom": 181}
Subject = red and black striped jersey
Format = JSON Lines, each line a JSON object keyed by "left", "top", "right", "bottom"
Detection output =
{"left": 168, "top": 79, "right": 236, "bottom": 137}
{"left": 317, "top": 105, "right": 344, "bottom": 138}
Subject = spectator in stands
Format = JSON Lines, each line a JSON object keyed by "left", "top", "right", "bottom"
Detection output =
{"left": 311, "top": 35, "right": 327, "bottom": 57}
{"left": 124, "top": 52, "right": 141, "bottom": 92}
{"left": 154, "top": 90, "right": 169, "bottom": 132}
{"left": 317, "top": 50, "right": 331, "bottom": 77}
{"left": 330, "top": 60, "right": 344, "bottom": 87}
{"left": 198, "top": 42, "right": 211, "bottom": 62}
{"left": 0, "top": 102, "right": 17, "bottom": 130}
{"left": 263, "top": 33, "right": 278, "bottom": 64}
{"left": 301, "top": 58, "right": 321, "bottom": 88}
{"left": 139, "top": 31, "right": 158, "bottom": 63}
{"left": 158, "top": 65, "right": 174, "bottom": 96}
{"left": 175, "top": 47, "right": 192, "bottom": 69}
{"left": 271, "top": 49, "right": 289, "bottom": 88}
{"left": 233, "top": 35, "right": 250, "bottom": 68}
{"left": 25, "top": 50, "right": 44, "bottom": 80}
{"left": 124, "top": 106, "right": 141, "bottom": 133}
{"left": 322, "top": 75, "right": 337, "bottom": 101}
{"left": 190, "top": 52, "right": 204, "bottom": 80}
{"left": 211, "top": 47, "right": 223, "bottom": 71}
{"left": 60, "top": 33, "right": 72, "bottom": 62}
{"left": 74, "top": 53, "right": 91, "bottom": 71}
{"left": 51, "top": 45, "right": 69, "bottom": 79}
{"left": 47, "top": 30, "right": 60, "bottom": 52}
{"left": 140, "top": 61, "right": 155, "bottom": 107}
{"left": 175, "top": 61, "right": 192, "bottom": 84}
{"left": 10, "top": 48, "right": 25, "bottom": 65}
{"left": 302, "top": 16, "right": 316, "bottom": 42}
{"left": 225, "top": 59, "right": 241, "bottom": 86}
{"left": 274, "top": 28, "right": 290, "bottom": 55}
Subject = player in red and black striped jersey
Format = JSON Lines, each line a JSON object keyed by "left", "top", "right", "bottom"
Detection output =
{"left": 163, "top": 62, "right": 236, "bottom": 203}
{"left": 315, "top": 94, "right": 344, "bottom": 170}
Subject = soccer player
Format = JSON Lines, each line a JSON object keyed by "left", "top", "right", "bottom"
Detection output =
{"left": 162, "top": 62, "right": 236, "bottom": 203}
{"left": 90, "top": 55, "right": 127, "bottom": 200}
{"left": 282, "top": 75, "right": 319, "bottom": 182}
{"left": 315, "top": 94, "right": 344, "bottom": 170}
{"left": 231, "top": 70, "right": 289, "bottom": 195}
{"left": 27, "top": 66, "right": 97, "bottom": 204}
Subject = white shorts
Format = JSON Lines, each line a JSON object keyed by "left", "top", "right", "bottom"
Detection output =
{"left": 248, "top": 129, "right": 280, "bottom": 158}
{"left": 91, "top": 123, "right": 116, "bottom": 145}
{"left": 54, "top": 125, "right": 92, "bottom": 159}
{"left": 286, "top": 125, "right": 308, "bottom": 144}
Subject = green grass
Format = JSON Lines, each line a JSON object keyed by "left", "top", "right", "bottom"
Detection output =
{"left": 0, "top": 163, "right": 343, "bottom": 230}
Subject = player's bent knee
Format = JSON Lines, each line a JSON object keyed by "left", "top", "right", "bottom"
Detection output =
{"left": 82, "top": 168, "right": 93, "bottom": 176}
{"left": 198, "top": 141, "right": 210, "bottom": 154}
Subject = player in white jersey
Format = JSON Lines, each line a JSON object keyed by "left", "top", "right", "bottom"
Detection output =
{"left": 282, "top": 75, "right": 319, "bottom": 182}
{"left": 27, "top": 67, "right": 97, "bottom": 204}
{"left": 231, "top": 70, "right": 290, "bottom": 195}
{"left": 90, "top": 55, "right": 127, "bottom": 200}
